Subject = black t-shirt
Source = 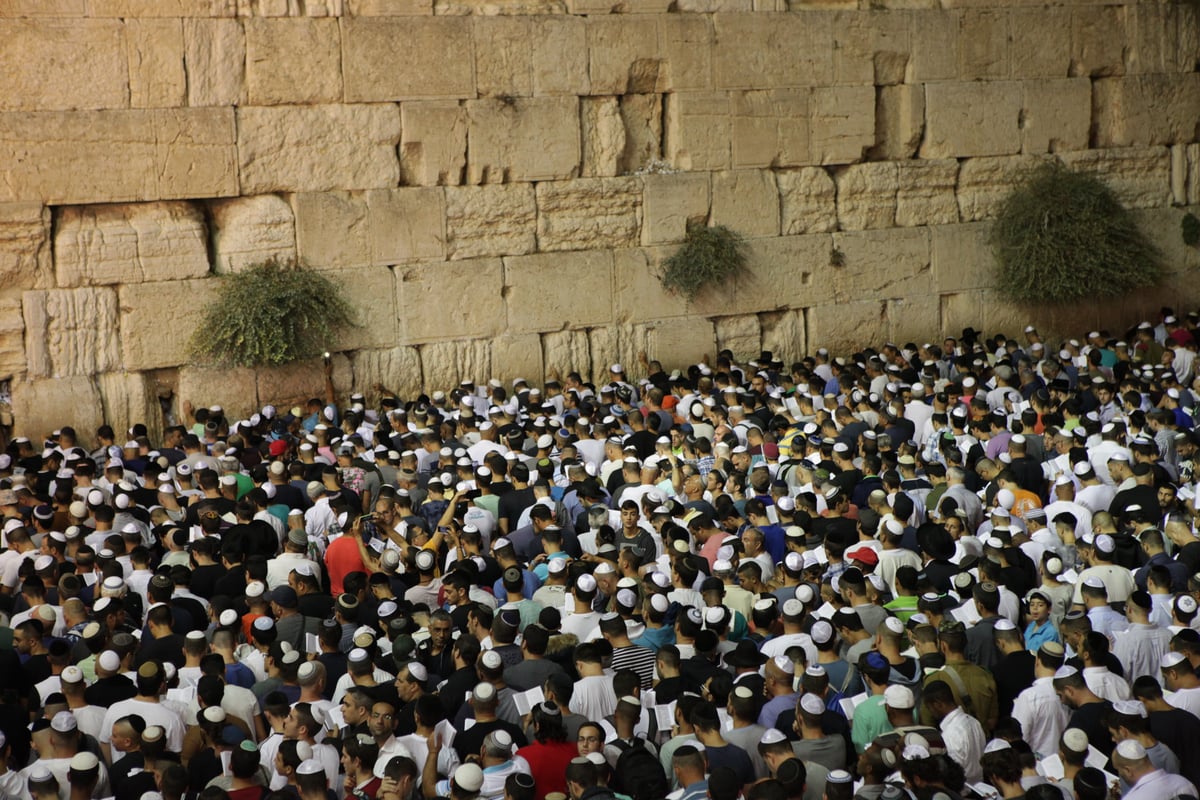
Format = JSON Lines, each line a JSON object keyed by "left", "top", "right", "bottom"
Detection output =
{"left": 189, "top": 563, "right": 226, "bottom": 600}
{"left": 135, "top": 633, "right": 186, "bottom": 670}
{"left": 1067, "top": 699, "right": 1115, "bottom": 757}
{"left": 84, "top": 674, "right": 137, "bottom": 708}
{"left": 452, "top": 718, "right": 527, "bottom": 761}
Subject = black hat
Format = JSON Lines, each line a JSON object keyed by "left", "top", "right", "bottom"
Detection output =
{"left": 917, "top": 523, "right": 955, "bottom": 561}
{"left": 723, "top": 639, "right": 768, "bottom": 669}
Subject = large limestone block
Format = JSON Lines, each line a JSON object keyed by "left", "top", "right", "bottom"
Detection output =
{"left": 11, "top": 376, "right": 103, "bottom": 443}
{"left": 23, "top": 287, "right": 120, "bottom": 378}
{"left": 958, "top": 9, "right": 1008, "bottom": 80}
{"left": 473, "top": 18, "right": 532, "bottom": 98}
{"left": 1021, "top": 79, "right": 1091, "bottom": 154}
{"left": 183, "top": 19, "right": 246, "bottom": 107}
{"left": 1092, "top": 74, "right": 1200, "bottom": 147}
{"left": 831, "top": 228, "right": 931, "bottom": 303}
{"left": 120, "top": 277, "right": 219, "bottom": 371}
{"left": 535, "top": 177, "right": 643, "bottom": 252}
{"left": 778, "top": 168, "right": 836, "bottom": 236}
{"left": 238, "top": 105, "right": 401, "bottom": 194}
{"left": 956, "top": 155, "right": 1053, "bottom": 222}
{"left": 639, "top": 317, "right": 715, "bottom": 368}
{"left": 531, "top": 17, "right": 588, "bottom": 96}
{"left": 96, "top": 372, "right": 159, "bottom": 446}
{"left": 540, "top": 329, "right": 590, "bottom": 380}
{"left": 1129, "top": 2, "right": 1194, "bottom": 75}
{"left": 397, "top": 258, "right": 503, "bottom": 342}
{"left": 806, "top": 299, "right": 888, "bottom": 354}
{"left": 400, "top": 101, "right": 467, "bottom": 187}
{"left": 490, "top": 334, "right": 544, "bottom": 388}
{"left": 0, "top": 109, "right": 237, "bottom": 205}
{"left": 444, "top": 184, "right": 536, "bottom": 260}
{"left": 330, "top": 266, "right": 398, "bottom": 352}
{"left": 437, "top": 0, "right": 565, "bottom": 14}
{"left": 619, "top": 94, "right": 663, "bottom": 174}
{"left": 125, "top": 19, "right": 187, "bottom": 108}
{"left": 0, "top": 295, "right": 25, "bottom": 378}
{"left": 872, "top": 84, "right": 924, "bottom": 160}
{"left": 349, "top": 347, "right": 423, "bottom": 402}
{"left": 1070, "top": 6, "right": 1128, "bottom": 78}
{"left": 641, "top": 173, "right": 711, "bottom": 245}
{"left": 612, "top": 247, "right": 725, "bottom": 322}
{"left": 255, "top": 357, "right": 355, "bottom": 417}
{"left": 758, "top": 309, "right": 805, "bottom": 365}
{"left": 56, "top": 202, "right": 210, "bottom": 287}
{"left": 1188, "top": 145, "right": 1200, "bottom": 206}
{"left": 466, "top": 97, "right": 580, "bottom": 184}
{"left": 292, "top": 192, "right": 371, "bottom": 269}
{"left": 0, "top": 20, "right": 127, "bottom": 111}
{"left": 664, "top": 92, "right": 733, "bottom": 171}
{"left": 895, "top": 160, "right": 959, "bottom": 227}
{"left": 244, "top": 18, "right": 342, "bottom": 105}
{"left": 732, "top": 90, "right": 809, "bottom": 168}
{"left": 931, "top": 222, "right": 993, "bottom": 294}
{"left": 581, "top": 98, "right": 625, "bottom": 178}
{"left": 0, "top": 0, "right": 87, "bottom": 14}
{"left": 907, "top": 11, "right": 957, "bottom": 82}
{"left": 209, "top": 195, "right": 296, "bottom": 273}
{"left": 419, "top": 339, "right": 492, "bottom": 393}
{"left": 922, "top": 81, "right": 1021, "bottom": 159}
{"left": 1058, "top": 148, "right": 1172, "bottom": 210}
{"left": 887, "top": 293, "right": 940, "bottom": 346}
{"left": 587, "top": 17, "right": 666, "bottom": 96}
{"left": 503, "top": 251, "right": 614, "bottom": 333}
{"left": 810, "top": 86, "right": 874, "bottom": 165}
{"left": 710, "top": 170, "right": 778, "bottom": 238}
{"left": 829, "top": 9, "right": 910, "bottom": 86}
{"left": 588, "top": 325, "right": 645, "bottom": 386}
{"left": 713, "top": 14, "right": 832, "bottom": 90}
{"left": 367, "top": 188, "right": 447, "bottom": 265}
{"left": 661, "top": 15, "right": 713, "bottom": 93}
{"left": 342, "top": 18, "right": 475, "bottom": 101}
{"left": 86, "top": 1, "right": 238, "bottom": 15}
{"left": 348, "top": 0, "right": 432, "bottom": 13}
{"left": 1009, "top": 8, "right": 1071, "bottom": 79}
{"left": 714, "top": 315, "right": 761, "bottom": 360}
{"left": 0, "top": 204, "right": 51, "bottom": 292}
{"left": 835, "top": 163, "right": 897, "bottom": 231}
{"left": 1130, "top": 207, "right": 1200, "bottom": 275}
{"left": 736, "top": 234, "right": 835, "bottom": 314}
{"left": 177, "top": 365, "right": 259, "bottom": 424}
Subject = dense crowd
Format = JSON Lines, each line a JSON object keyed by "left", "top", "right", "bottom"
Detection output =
{"left": 5, "top": 312, "right": 1200, "bottom": 800}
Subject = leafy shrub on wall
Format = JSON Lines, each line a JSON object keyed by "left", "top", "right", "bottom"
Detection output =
{"left": 660, "top": 222, "right": 748, "bottom": 303}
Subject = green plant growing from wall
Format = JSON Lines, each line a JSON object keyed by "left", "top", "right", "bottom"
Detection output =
{"left": 660, "top": 222, "right": 748, "bottom": 303}
{"left": 189, "top": 259, "right": 356, "bottom": 368}
{"left": 990, "top": 162, "right": 1164, "bottom": 304}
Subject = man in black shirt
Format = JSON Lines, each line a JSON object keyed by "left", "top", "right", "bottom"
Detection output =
{"left": 134, "top": 605, "right": 185, "bottom": 669}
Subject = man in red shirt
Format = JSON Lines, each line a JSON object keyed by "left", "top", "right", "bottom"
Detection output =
{"left": 326, "top": 516, "right": 367, "bottom": 596}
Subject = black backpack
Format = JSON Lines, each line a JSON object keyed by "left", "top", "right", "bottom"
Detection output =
{"left": 611, "top": 737, "right": 670, "bottom": 800}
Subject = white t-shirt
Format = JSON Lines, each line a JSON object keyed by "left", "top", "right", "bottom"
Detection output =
{"left": 99, "top": 698, "right": 187, "bottom": 751}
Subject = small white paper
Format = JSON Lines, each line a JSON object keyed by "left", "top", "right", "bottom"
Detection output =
{"left": 811, "top": 545, "right": 828, "bottom": 565}
{"left": 814, "top": 602, "right": 837, "bottom": 620}
{"left": 653, "top": 700, "right": 676, "bottom": 731}
{"left": 970, "top": 783, "right": 999, "bottom": 799}
{"left": 951, "top": 603, "right": 982, "bottom": 626}
{"left": 1085, "top": 745, "right": 1108, "bottom": 770}
{"left": 838, "top": 692, "right": 868, "bottom": 721}
{"left": 1061, "top": 569, "right": 1079, "bottom": 584}
{"left": 464, "top": 718, "right": 476, "bottom": 730}
{"left": 305, "top": 633, "right": 320, "bottom": 655}
{"left": 512, "top": 686, "right": 545, "bottom": 717}
{"left": 166, "top": 686, "right": 196, "bottom": 704}
{"left": 1038, "top": 754, "right": 1064, "bottom": 780}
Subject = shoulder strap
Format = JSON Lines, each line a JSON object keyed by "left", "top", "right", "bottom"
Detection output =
{"left": 940, "top": 665, "right": 971, "bottom": 706}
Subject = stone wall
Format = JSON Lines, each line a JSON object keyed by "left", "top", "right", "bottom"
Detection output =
{"left": 1, "top": 0, "right": 1199, "bottom": 440}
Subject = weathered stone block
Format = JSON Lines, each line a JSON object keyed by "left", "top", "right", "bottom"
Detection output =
{"left": 56, "top": 201, "right": 210, "bottom": 286}
{"left": 96, "top": 372, "right": 159, "bottom": 446}
{"left": 641, "top": 173, "right": 710, "bottom": 245}
{"left": 400, "top": 101, "right": 467, "bottom": 187}
{"left": 1058, "top": 147, "right": 1172, "bottom": 210}
{"left": 367, "top": 188, "right": 447, "bottom": 265}
{"left": 209, "top": 195, "right": 295, "bottom": 273}
{"left": 831, "top": 227, "right": 931, "bottom": 302}
{"left": 1092, "top": 74, "right": 1200, "bottom": 147}
{"left": 713, "top": 14, "right": 833, "bottom": 90}
{"left": 438, "top": 0, "right": 565, "bottom": 14}
{"left": 958, "top": 10, "right": 1008, "bottom": 80}
{"left": 1129, "top": 2, "right": 1193, "bottom": 75}
{"left": 348, "top": 0, "right": 431, "bottom": 13}
{"left": 835, "top": 163, "right": 897, "bottom": 231}
{"left": 398, "top": 259, "right": 503, "bottom": 342}
{"left": 0, "top": 109, "right": 237, "bottom": 205}
{"left": 292, "top": 192, "right": 371, "bottom": 269}
{"left": 0, "top": 295, "right": 24, "bottom": 378}
{"left": 531, "top": 17, "right": 588, "bottom": 96}
{"left": 806, "top": 299, "right": 887, "bottom": 354}
{"left": 581, "top": 98, "right": 625, "bottom": 178}
{"left": 637, "top": 317, "right": 715, "bottom": 368}
{"left": 619, "top": 94, "right": 663, "bottom": 174}
{"left": 872, "top": 83, "right": 924, "bottom": 160}
{"left": 895, "top": 160, "right": 959, "bottom": 227}
{"left": 244, "top": 18, "right": 342, "bottom": 105}
{"left": 736, "top": 234, "right": 835, "bottom": 314}
{"left": 906, "top": 11, "right": 957, "bottom": 82}
{"left": 331, "top": 267, "right": 398, "bottom": 352}
{"left": 1021, "top": 79, "right": 1091, "bottom": 154}
{"left": 540, "top": 330, "right": 590, "bottom": 380}
{"left": 732, "top": 89, "right": 809, "bottom": 168}
{"left": 120, "top": 278, "right": 218, "bottom": 371}
{"left": 183, "top": 19, "right": 245, "bottom": 107}
{"left": 466, "top": 96, "right": 580, "bottom": 184}
{"left": 1070, "top": 6, "right": 1128, "bottom": 78}
{"left": 714, "top": 315, "right": 761, "bottom": 360}
{"left": 472, "top": 18, "right": 532, "bottom": 98}
{"left": 23, "top": 287, "right": 120, "bottom": 378}
{"left": 588, "top": 324, "right": 646, "bottom": 385}
{"left": 664, "top": 92, "right": 732, "bottom": 171}
{"left": 536, "top": 177, "right": 643, "bottom": 252}
{"left": 177, "top": 365, "right": 259, "bottom": 426}
{"left": 887, "top": 293, "right": 941, "bottom": 346}
{"left": 125, "top": 19, "right": 187, "bottom": 109}
{"left": 956, "top": 154, "right": 1052, "bottom": 222}
{"left": 829, "top": 9, "right": 909, "bottom": 86}
{"left": 11, "top": 376, "right": 103, "bottom": 443}
{"left": 710, "top": 170, "right": 778, "bottom": 238}
{"left": 758, "top": 309, "right": 805, "bottom": 365}
{"left": 419, "top": 339, "right": 492, "bottom": 392}
{"left": 503, "top": 251, "right": 613, "bottom": 333}
{"left": 0, "top": 0, "right": 86, "bottom": 15}
{"left": 810, "top": 86, "right": 874, "bottom": 165}
{"left": 922, "top": 81, "right": 1021, "bottom": 158}
{"left": 587, "top": 17, "right": 666, "bottom": 95}
{"left": 237, "top": 105, "right": 401, "bottom": 194}
{"left": 1009, "top": 8, "right": 1071, "bottom": 79}
{"left": 1130, "top": 207, "right": 1200, "bottom": 275}
{"left": 342, "top": 18, "right": 475, "bottom": 101}
{"left": 930, "top": 222, "right": 993, "bottom": 294}
{"left": 660, "top": 15, "right": 713, "bottom": 92}
{"left": 0, "top": 204, "right": 51, "bottom": 291}
{"left": 86, "top": 1, "right": 237, "bottom": 15}
{"left": 349, "top": 347, "right": 424, "bottom": 402}
{"left": 254, "top": 355, "right": 352, "bottom": 417}
{"left": 0, "top": 20, "right": 127, "bottom": 111}
{"left": 445, "top": 184, "right": 537, "bottom": 260}
{"left": 490, "top": 334, "right": 544, "bottom": 388}
{"left": 1188, "top": 144, "right": 1200, "bottom": 206}
{"left": 778, "top": 168, "right": 836, "bottom": 235}
{"left": 613, "top": 246, "right": 725, "bottom": 322}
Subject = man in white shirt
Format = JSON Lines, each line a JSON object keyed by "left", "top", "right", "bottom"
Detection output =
{"left": 569, "top": 642, "right": 616, "bottom": 721}
{"left": 1012, "top": 642, "right": 1071, "bottom": 759}
{"left": 1113, "top": 738, "right": 1198, "bottom": 800}
{"left": 927, "top": 678, "right": 985, "bottom": 784}
{"left": 266, "top": 529, "right": 322, "bottom": 589}
{"left": 98, "top": 662, "right": 187, "bottom": 761}
{"left": 1161, "top": 652, "right": 1200, "bottom": 718}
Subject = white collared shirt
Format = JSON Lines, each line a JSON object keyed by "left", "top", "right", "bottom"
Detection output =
{"left": 940, "top": 706, "right": 986, "bottom": 784}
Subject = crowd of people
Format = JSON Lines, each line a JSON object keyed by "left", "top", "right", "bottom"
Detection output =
{"left": 4, "top": 311, "right": 1200, "bottom": 800}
